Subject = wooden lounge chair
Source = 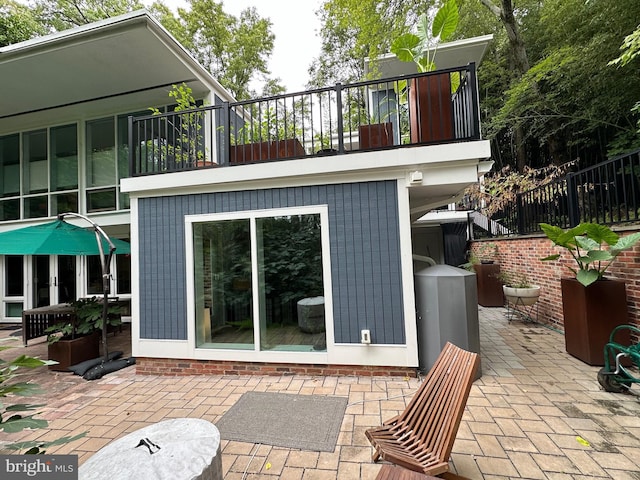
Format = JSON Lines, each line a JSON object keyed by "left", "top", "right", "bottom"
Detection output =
{"left": 365, "top": 342, "right": 479, "bottom": 477}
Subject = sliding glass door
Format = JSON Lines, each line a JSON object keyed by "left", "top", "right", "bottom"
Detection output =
{"left": 192, "top": 208, "right": 326, "bottom": 353}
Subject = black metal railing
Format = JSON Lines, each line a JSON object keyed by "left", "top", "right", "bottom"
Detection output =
{"left": 485, "top": 148, "right": 640, "bottom": 236}
{"left": 129, "top": 64, "right": 480, "bottom": 176}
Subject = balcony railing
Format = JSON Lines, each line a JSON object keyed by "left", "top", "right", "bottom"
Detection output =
{"left": 481, "top": 148, "right": 640, "bottom": 236}
{"left": 129, "top": 64, "right": 480, "bottom": 176}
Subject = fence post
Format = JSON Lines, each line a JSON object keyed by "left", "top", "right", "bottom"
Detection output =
{"left": 128, "top": 115, "right": 134, "bottom": 177}
{"left": 223, "top": 101, "right": 230, "bottom": 166}
{"left": 335, "top": 83, "right": 345, "bottom": 154}
{"left": 516, "top": 193, "right": 526, "bottom": 235}
{"left": 468, "top": 63, "right": 480, "bottom": 141}
{"left": 566, "top": 173, "right": 580, "bottom": 227}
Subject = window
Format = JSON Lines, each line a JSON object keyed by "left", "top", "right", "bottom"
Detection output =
{"left": 192, "top": 209, "right": 326, "bottom": 353}
{"left": 50, "top": 124, "right": 78, "bottom": 216}
{"left": 0, "top": 134, "right": 20, "bottom": 221}
{"left": 86, "top": 118, "right": 116, "bottom": 212}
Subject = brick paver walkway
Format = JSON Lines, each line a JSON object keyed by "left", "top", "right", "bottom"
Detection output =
{"left": 2, "top": 306, "right": 640, "bottom": 479}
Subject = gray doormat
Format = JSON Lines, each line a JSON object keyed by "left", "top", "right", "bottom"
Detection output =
{"left": 216, "top": 391, "right": 348, "bottom": 452}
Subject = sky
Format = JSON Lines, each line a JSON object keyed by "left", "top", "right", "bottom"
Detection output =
{"left": 157, "top": 0, "right": 324, "bottom": 93}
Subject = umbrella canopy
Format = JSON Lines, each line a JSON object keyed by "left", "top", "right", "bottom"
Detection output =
{"left": 0, "top": 220, "right": 130, "bottom": 255}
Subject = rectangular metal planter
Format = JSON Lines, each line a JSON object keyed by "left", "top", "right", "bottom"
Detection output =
{"left": 561, "top": 278, "right": 631, "bottom": 366}
{"left": 48, "top": 332, "right": 100, "bottom": 371}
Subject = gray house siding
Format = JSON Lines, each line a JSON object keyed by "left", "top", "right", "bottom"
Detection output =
{"left": 138, "top": 180, "right": 405, "bottom": 345}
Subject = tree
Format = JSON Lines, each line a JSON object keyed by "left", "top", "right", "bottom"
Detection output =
{"left": 314, "top": 0, "right": 640, "bottom": 172}
{"left": 18, "top": 0, "right": 279, "bottom": 100}
{"left": 0, "top": 0, "right": 45, "bottom": 47}
{"left": 150, "top": 0, "right": 277, "bottom": 100}
{"left": 34, "top": 0, "right": 143, "bottom": 31}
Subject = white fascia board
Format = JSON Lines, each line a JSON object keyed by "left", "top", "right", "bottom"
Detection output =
{"left": 122, "top": 140, "right": 491, "bottom": 197}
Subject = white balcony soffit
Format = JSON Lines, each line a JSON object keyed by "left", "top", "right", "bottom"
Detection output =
{"left": 0, "top": 10, "right": 232, "bottom": 126}
{"left": 366, "top": 34, "right": 494, "bottom": 79}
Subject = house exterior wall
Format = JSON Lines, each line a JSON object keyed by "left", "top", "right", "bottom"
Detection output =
{"left": 471, "top": 228, "right": 640, "bottom": 332}
{"left": 138, "top": 180, "right": 406, "bottom": 345}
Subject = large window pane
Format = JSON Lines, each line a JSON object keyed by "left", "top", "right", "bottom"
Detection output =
{"left": 50, "top": 124, "right": 78, "bottom": 191}
{"left": 87, "top": 188, "right": 116, "bottom": 212}
{"left": 5, "top": 256, "right": 23, "bottom": 296}
{"left": 194, "top": 219, "right": 253, "bottom": 349}
{"left": 0, "top": 199, "right": 19, "bottom": 221}
{"left": 87, "top": 256, "right": 103, "bottom": 295}
{"left": 0, "top": 134, "right": 20, "bottom": 198}
{"left": 23, "top": 130, "right": 48, "bottom": 194}
{"left": 257, "top": 214, "right": 325, "bottom": 352}
{"left": 116, "top": 253, "right": 131, "bottom": 294}
{"left": 24, "top": 196, "right": 48, "bottom": 218}
{"left": 52, "top": 192, "right": 78, "bottom": 216}
{"left": 86, "top": 118, "right": 115, "bottom": 187}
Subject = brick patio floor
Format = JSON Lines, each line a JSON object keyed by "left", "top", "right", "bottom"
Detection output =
{"left": 2, "top": 306, "right": 640, "bottom": 479}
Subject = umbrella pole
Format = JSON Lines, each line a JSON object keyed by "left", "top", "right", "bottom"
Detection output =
{"left": 59, "top": 213, "right": 117, "bottom": 364}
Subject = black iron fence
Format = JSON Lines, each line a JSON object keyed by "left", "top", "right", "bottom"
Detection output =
{"left": 128, "top": 64, "right": 480, "bottom": 176}
{"left": 487, "top": 148, "right": 640, "bottom": 235}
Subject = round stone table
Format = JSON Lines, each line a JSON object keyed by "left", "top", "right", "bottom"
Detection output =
{"left": 79, "top": 418, "right": 222, "bottom": 480}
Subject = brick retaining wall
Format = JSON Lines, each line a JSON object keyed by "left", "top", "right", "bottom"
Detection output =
{"left": 471, "top": 227, "right": 640, "bottom": 332}
{"left": 136, "top": 357, "right": 418, "bottom": 377}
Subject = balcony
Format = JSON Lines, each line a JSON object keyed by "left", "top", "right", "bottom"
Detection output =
{"left": 128, "top": 64, "right": 480, "bottom": 177}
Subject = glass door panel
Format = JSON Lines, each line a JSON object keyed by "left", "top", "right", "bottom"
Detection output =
{"left": 256, "top": 214, "right": 326, "bottom": 352}
{"left": 57, "top": 255, "right": 76, "bottom": 304}
{"left": 3, "top": 255, "right": 24, "bottom": 321}
{"left": 194, "top": 219, "right": 253, "bottom": 349}
{"left": 33, "top": 255, "right": 50, "bottom": 308}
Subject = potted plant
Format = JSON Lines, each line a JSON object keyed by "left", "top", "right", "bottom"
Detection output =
{"left": 541, "top": 222, "right": 640, "bottom": 365}
{"left": 46, "top": 297, "right": 122, "bottom": 371}
{"left": 390, "top": 0, "right": 458, "bottom": 143}
{"left": 497, "top": 271, "right": 541, "bottom": 306}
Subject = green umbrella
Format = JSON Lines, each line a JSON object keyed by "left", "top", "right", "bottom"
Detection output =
{"left": 0, "top": 220, "right": 130, "bottom": 255}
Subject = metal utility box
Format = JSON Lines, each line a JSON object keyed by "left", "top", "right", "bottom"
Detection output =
{"left": 414, "top": 265, "right": 481, "bottom": 379}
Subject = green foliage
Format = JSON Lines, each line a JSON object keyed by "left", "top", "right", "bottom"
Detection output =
{"left": 151, "top": 0, "right": 277, "bottom": 100}
{"left": 540, "top": 222, "right": 640, "bottom": 286}
{"left": 46, "top": 296, "right": 122, "bottom": 344}
{"left": 0, "top": 338, "right": 86, "bottom": 453}
{"left": 390, "top": 0, "right": 459, "bottom": 73}
{"left": 495, "top": 271, "right": 532, "bottom": 288}
{"left": 0, "top": 0, "right": 46, "bottom": 47}
{"left": 149, "top": 83, "right": 206, "bottom": 165}
{"left": 34, "top": 0, "right": 143, "bottom": 31}
{"left": 609, "top": 25, "right": 640, "bottom": 68}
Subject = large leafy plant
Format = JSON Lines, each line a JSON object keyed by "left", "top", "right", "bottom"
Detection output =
{"left": 390, "top": 0, "right": 460, "bottom": 102}
{"left": 0, "top": 338, "right": 85, "bottom": 453}
{"left": 46, "top": 297, "right": 121, "bottom": 345}
{"left": 390, "top": 0, "right": 459, "bottom": 73}
{"left": 540, "top": 222, "right": 640, "bottom": 286}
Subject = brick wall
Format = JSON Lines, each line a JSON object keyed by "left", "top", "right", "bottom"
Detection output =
{"left": 471, "top": 226, "right": 640, "bottom": 332}
{"left": 136, "top": 357, "right": 417, "bottom": 377}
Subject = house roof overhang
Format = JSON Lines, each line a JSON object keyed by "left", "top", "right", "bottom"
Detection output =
{"left": 365, "top": 34, "right": 494, "bottom": 78}
{"left": 0, "top": 10, "right": 233, "bottom": 126}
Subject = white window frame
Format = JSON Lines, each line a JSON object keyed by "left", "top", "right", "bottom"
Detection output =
{"left": 184, "top": 205, "right": 334, "bottom": 364}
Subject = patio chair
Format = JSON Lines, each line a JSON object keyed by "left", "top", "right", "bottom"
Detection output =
{"left": 365, "top": 342, "right": 479, "bottom": 477}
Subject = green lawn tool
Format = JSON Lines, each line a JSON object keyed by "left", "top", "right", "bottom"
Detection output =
{"left": 597, "top": 325, "right": 640, "bottom": 393}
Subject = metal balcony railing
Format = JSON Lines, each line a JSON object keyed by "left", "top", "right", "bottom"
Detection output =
{"left": 478, "top": 148, "right": 640, "bottom": 236}
{"left": 129, "top": 63, "right": 480, "bottom": 176}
